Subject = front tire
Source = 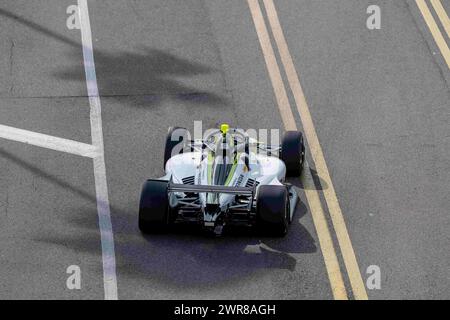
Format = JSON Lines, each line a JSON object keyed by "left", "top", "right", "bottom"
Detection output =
{"left": 256, "top": 185, "right": 289, "bottom": 237}
{"left": 280, "top": 131, "right": 305, "bottom": 177}
{"left": 139, "top": 180, "right": 170, "bottom": 234}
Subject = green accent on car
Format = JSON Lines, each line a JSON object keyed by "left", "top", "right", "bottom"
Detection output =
{"left": 207, "top": 151, "right": 214, "bottom": 185}
{"left": 224, "top": 153, "right": 240, "bottom": 186}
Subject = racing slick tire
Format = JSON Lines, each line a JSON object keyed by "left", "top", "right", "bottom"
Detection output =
{"left": 164, "top": 126, "right": 189, "bottom": 170}
{"left": 139, "top": 180, "right": 170, "bottom": 234}
{"left": 281, "top": 131, "right": 305, "bottom": 177}
{"left": 256, "top": 185, "right": 289, "bottom": 237}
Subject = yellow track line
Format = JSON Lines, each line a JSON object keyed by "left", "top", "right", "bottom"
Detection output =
{"left": 417, "top": 0, "right": 450, "bottom": 69}
{"left": 303, "top": 161, "right": 348, "bottom": 300}
{"left": 247, "top": 0, "right": 348, "bottom": 300}
{"left": 430, "top": 0, "right": 450, "bottom": 39}
{"left": 261, "top": 0, "right": 368, "bottom": 300}
{"left": 246, "top": 0, "right": 296, "bottom": 131}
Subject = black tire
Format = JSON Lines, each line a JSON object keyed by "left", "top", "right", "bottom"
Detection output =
{"left": 139, "top": 180, "right": 170, "bottom": 234}
{"left": 256, "top": 185, "right": 289, "bottom": 237}
{"left": 280, "top": 131, "right": 305, "bottom": 177}
{"left": 164, "top": 127, "right": 189, "bottom": 169}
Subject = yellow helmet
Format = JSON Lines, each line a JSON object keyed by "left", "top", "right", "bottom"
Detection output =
{"left": 220, "top": 123, "right": 229, "bottom": 135}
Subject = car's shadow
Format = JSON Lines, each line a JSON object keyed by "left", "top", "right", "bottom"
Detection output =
{"left": 69, "top": 198, "right": 316, "bottom": 288}
{"left": 35, "top": 201, "right": 316, "bottom": 288}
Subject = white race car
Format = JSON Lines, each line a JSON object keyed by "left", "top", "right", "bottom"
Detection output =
{"left": 139, "top": 124, "right": 305, "bottom": 236}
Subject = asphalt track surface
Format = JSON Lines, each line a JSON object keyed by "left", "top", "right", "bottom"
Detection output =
{"left": 0, "top": 0, "right": 449, "bottom": 299}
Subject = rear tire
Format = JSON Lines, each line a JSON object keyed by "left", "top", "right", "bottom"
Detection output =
{"left": 281, "top": 131, "right": 305, "bottom": 177}
{"left": 164, "top": 127, "right": 189, "bottom": 170}
{"left": 256, "top": 185, "right": 289, "bottom": 237}
{"left": 139, "top": 180, "right": 170, "bottom": 234}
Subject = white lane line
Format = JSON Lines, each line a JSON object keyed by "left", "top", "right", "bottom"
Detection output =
{"left": 0, "top": 124, "right": 99, "bottom": 158}
{"left": 78, "top": 0, "right": 118, "bottom": 300}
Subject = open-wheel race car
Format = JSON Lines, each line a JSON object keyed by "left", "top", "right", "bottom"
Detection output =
{"left": 138, "top": 124, "right": 305, "bottom": 237}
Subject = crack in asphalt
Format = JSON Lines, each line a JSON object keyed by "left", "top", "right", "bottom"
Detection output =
{"left": 8, "top": 38, "right": 15, "bottom": 94}
{"left": 5, "top": 191, "right": 8, "bottom": 218}
{"left": 0, "top": 92, "right": 218, "bottom": 100}
{"left": 0, "top": 190, "right": 9, "bottom": 219}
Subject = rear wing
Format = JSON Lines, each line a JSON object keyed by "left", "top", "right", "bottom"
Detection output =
{"left": 168, "top": 182, "right": 254, "bottom": 196}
